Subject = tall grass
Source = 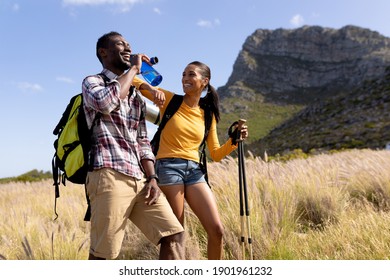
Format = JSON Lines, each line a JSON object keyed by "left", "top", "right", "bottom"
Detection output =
{"left": 1, "top": 149, "right": 390, "bottom": 260}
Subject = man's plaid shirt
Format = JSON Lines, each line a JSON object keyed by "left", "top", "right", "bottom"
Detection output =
{"left": 82, "top": 69, "right": 154, "bottom": 180}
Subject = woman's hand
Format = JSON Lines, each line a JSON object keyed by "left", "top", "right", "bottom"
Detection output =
{"left": 240, "top": 125, "right": 248, "bottom": 140}
{"left": 138, "top": 83, "right": 165, "bottom": 107}
{"left": 150, "top": 88, "right": 165, "bottom": 107}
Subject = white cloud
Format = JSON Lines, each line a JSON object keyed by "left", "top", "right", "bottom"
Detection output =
{"left": 62, "top": 0, "right": 144, "bottom": 13}
{"left": 12, "top": 4, "right": 20, "bottom": 12}
{"left": 117, "top": 5, "right": 130, "bottom": 13}
{"left": 290, "top": 14, "right": 304, "bottom": 27}
{"left": 56, "top": 76, "right": 74, "bottom": 84}
{"left": 62, "top": 0, "right": 143, "bottom": 5}
{"left": 311, "top": 12, "right": 320, "bottom": 18}
{"left": 153, "top": 7, "right": 161, "bottom": 15}
{"left": 18, "top": 82, "right": 43, "bottom": 92}
{"left": 197, "top": 18, "right": 221, "bottom": 28}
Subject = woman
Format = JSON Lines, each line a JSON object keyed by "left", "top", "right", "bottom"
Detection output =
{"left": 137, "top": 61, "right": 249, "bottom": 259}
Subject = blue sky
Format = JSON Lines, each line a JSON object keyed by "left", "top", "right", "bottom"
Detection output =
{"left": 1, "top": 0, "right": 390, "bottom": 178}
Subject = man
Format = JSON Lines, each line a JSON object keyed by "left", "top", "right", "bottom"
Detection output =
{"left": 82, "top": 31, "right": 184, "bottom": 260}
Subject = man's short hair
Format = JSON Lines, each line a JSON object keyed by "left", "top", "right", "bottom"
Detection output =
{"left": 96, "top": 31, "right": 123, "bottom": 63}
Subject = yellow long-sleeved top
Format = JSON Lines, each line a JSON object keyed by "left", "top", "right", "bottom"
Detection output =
{"left": 134, "top": 78, "right": 238, "bottom": 163}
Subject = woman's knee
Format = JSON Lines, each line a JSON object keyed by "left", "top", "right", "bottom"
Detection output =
{"left": 210, "top": 223, "right": 224, "bottom": 240}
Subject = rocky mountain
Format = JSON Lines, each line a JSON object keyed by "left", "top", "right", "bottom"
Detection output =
{"left": 251, "top": 69, "right": 390, "bottom": 156}
{"left": 217, "top": 25, "right": 390, "bottom": 156}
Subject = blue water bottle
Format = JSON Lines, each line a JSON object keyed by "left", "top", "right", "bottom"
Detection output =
{"left": 141, "top": 57, "right": 163, "bottom": 86}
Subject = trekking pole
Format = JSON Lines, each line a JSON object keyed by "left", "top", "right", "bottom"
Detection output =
{"left": 236, "top": 119, "right": 253, "bottom": 260}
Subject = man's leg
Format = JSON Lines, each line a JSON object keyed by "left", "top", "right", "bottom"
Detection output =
{"left": 130, "top": 183, "right": 185, "bottom": 260}
{"left": 159, "top": 231, "right": 185, "bottom": 260}
{"left": 88, "top": 253, "right": 105, "bottom": 260}
{"left": 86, "top": 169, "right": 137, "bottom": 260}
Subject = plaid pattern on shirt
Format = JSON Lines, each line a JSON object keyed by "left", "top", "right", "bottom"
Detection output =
{"left": 82, "top": 69, "right": 154, "bottom": 179}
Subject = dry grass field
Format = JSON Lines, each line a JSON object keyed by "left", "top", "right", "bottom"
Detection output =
{"left": 1, "top": 149, "right": 390, "bottom": 260}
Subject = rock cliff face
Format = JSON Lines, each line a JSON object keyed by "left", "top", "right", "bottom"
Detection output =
{"left": 218, "top": 25, "right": 390, "bottom": 104}
{"left": 251, "top": 69, "right": 390, "bottom": 155}
{"left": 217, "top": 25, "right": 390, "bottom": 156}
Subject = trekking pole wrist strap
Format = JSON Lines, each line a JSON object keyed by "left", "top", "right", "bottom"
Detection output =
{"left": 228, "top": 121, "right": 239, "bottom": 145}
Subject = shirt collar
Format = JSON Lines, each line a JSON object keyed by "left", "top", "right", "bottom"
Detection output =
{"left": 101, "top": 68, "right": 118, "bottom": 81}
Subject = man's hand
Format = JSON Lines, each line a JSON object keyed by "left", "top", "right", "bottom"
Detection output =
{"left": 144, "top": 179, "right": 161, "bottom": 205}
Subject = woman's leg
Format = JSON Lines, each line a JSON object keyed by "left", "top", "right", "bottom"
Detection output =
{"left": 185, "top": 183, "right": 224, "bottom": 260}
{"left": 156, "top": 159, "right": 186, "bottom": 225}
{"left": 160, "top": 184, "right": 186, "bottom": 225}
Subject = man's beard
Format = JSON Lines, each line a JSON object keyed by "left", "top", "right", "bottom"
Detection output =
{"left": 116, "top": 59, "right": 131, "bottom": 72}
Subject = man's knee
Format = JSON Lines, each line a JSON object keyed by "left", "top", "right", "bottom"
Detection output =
{"left": 159, "top": 231, "right": 185, "bottom": 260}
{"left": 88, "top": 253, "right": 105, "bottom": 260}
{"left": 161, "top": 231, "right": 185, "bottom": 244}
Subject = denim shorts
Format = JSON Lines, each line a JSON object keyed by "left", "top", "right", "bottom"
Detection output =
{"left": 155, "top": 158, "right": 206, "bottom": 186}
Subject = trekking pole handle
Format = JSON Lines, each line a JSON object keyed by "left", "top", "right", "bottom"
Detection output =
{"left": 236, "top": 119, "right": 247, "bottom": 142}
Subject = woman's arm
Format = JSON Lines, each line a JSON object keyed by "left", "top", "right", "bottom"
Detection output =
{"left": 207, "top": 118, "right": 249, "bottom": 162}
{"left": 133, "top": 76, "right": 166, "bottom": 107}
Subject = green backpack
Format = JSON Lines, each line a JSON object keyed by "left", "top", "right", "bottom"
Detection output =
{"left": 51, "top": 75, "right": 148, "bottom": 221}
{"left": 51, "top": 93, "right": 95, "bottom": 220}
{"left": 51, "top": 74, "right": 107, "bottom": 221}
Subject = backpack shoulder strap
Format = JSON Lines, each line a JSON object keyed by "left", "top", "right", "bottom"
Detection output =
{"left": 85, "top": 73, "right": 109, "bottom": 128}
{"left": 199, "top": 102, "right": 213, "bottom": 146}
{"left": 199, "top": 104, "right": 213, "bottom": 186}
{"left": 53, "top": 94, "right": 81, "bottom": 136}
{"left": 97, "top": 72, "right": 110, "bottom": 83}
{"left": 150, "top": 94, "right": 183, "bottom": 155}
{"left": 157, "top": 94, "right": 183, "bottom": 132}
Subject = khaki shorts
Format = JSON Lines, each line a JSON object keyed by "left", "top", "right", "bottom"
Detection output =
{"left": 86, "top": 168, "right": 184, "bottom": 259}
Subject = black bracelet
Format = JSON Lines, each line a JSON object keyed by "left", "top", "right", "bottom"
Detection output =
{"left": 146, "top": 174, "right": 159, "bottom": 183}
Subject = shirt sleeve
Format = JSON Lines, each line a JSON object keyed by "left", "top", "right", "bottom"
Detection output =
{"left": 132, "top": 75, "right": 145, "bottom": 90}
{"left": 82, "top": 75, "right": 121, "bottom": 114}
{"left": 207, "top": 116, "right": 238, "bottom": 162}
{"left": 133, "top": 77, "right": 175, "bottom": 109}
